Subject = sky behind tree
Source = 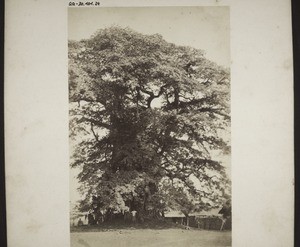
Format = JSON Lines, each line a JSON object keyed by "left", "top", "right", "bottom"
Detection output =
{"left": 68, "top": 7, "right": 230, "bottom": 67}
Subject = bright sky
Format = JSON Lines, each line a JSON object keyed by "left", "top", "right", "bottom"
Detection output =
{"left": 68, "top": 6, "right": 231, "bottom": 205}
{"left": 68, "top": 6, "right": 230, "bottom": 67}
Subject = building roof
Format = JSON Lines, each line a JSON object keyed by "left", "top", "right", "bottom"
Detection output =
{"left": 165, "top": 211, "right": 185, "bottom": 218}
{"left": 165, "top": 208, "right": 221, "bottom": 218}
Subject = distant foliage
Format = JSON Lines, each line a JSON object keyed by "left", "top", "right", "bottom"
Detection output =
{"left": 69, "top": 27, "right": 230, "bottom": 218}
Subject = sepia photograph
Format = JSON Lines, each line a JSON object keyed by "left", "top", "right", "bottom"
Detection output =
{"left": 68, "top": 6, "right": 231, "bottom": 247}
{"left": 4, "top": 0, "right": 294, "bottom": 246}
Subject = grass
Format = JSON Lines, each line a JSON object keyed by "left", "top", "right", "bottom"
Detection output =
{"left": 70, "top": 221, "right": 231, "bottom": 247}
{"left": 71, "top": 228, "right": 231, "bottom": 247}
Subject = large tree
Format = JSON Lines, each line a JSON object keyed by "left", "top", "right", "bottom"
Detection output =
{"left": 69, "top": 27, "right": 230, "bottom": 221}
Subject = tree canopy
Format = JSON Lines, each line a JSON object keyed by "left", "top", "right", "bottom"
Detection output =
{"left": 69, "top": 27, "right": 231, "bottom": 220}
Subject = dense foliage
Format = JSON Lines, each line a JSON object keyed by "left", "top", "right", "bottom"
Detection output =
{"left": 69, "top": 27, "right": 230, "bottom": 221}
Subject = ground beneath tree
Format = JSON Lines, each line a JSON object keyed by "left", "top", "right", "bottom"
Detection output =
{"left": 70, "top": 228, "right": 231, "bottom": 247}
{"left": 70, "top": 219, "right": 182, "bottom": 232}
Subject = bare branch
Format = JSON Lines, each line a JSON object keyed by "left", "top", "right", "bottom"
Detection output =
{"left": 90, "top": 122, "right": 99, "bottom": 142}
